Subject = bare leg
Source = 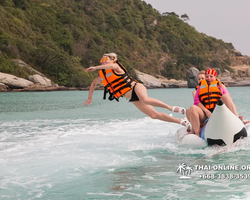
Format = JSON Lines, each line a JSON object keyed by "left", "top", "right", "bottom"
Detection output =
{"left": 187, "top": 105, "right": 207, "bottom": 137}
{"left": 186, "top": 108, "right": 192, "bottom": 125}
{"left": 132, "top": 101, "right": 181, "bottom": 124}
{"left": 134, "top": 83, "right": 177, "bottom": 112}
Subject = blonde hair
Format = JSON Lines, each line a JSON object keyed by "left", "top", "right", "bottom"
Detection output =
{"left": 102, "top": 53, "right": 118, "bottom": 62}
{"left": 105, "top": 53, "right": 117, "bottom": 61}
{"left": 199, "top": 70, "right": 205, "bottom": 75}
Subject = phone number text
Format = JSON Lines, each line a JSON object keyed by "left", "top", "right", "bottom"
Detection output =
{"left": 199, "top": 173, "right": 250, "bottom": 180}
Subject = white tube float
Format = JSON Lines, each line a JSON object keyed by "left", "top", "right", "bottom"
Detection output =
{"left": 175, "top": 100, "right": 248, "bottom": 147}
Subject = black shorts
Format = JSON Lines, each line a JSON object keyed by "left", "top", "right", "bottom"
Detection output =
{"left": 129, "top": 84, "right": 139, "bottom": 102}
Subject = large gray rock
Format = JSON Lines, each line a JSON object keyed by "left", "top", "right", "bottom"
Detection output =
{"left": 186, "top": 67, "right": 199, "bottom": 88}
{"left": 28, "top": 74, "right": 52, "bottom": 86}
{"left": 156, "top": 75, "right": 187, "bottom": 88}
{"left": 0, "top": 72, "right": 34, "bottom": 89}
{"left": 135, "top": 70, "right": 162, "bottom": 88}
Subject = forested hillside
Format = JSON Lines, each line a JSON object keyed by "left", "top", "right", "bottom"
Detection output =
{"left": 0, "top": 0, "right": 236, "bottom": 87}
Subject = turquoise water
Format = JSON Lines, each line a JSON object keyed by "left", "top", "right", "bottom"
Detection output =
{"left": 1, "top": 88, "right": 250, "bottom": 200}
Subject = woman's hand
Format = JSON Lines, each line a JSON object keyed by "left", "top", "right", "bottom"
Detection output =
{"left": 85, "top": 67, "right": 97, "bottom": 72}
{"left": 84, "top": 98, "right": 92, "bottom": 106}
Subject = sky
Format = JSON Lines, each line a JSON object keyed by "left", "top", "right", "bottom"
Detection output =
{"left": 144, "top": 0, "right": 250, "bottom": 56}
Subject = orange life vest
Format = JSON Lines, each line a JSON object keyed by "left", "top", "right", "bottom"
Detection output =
{"left": 99, "top": 61, "right": 138, "bottom": 101}
{"left": 199, "top": 80, "right": 222, "bottom": 112}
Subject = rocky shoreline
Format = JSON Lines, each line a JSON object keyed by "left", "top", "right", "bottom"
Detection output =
{"left": 1, "top": 73, "right": 250, "bottom": 93}
{"left": 1, "top": 60, "right": 250, "bottom": 92}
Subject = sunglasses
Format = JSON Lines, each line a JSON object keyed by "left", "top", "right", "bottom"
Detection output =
{"left": 100, "top": 56, "right": 109, "bottom": 63}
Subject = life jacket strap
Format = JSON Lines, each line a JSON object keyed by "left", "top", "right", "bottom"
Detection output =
{"left": 103, "top": 87, "right": 108, "bottom": 100}
{"left": 105, "top": 74, "right": 128, "bottom": 88}
{"left": 112, "top": 77, "right": 133, "bottom": 90}
{"left": 202, "top": 96, "right": 221, "bottom": 101}
{"left": 103, "top": 87, "right": 119, "bottom": 101}
{"left": 108, "top": 93, "right": 119, "bottom": 102}
{"left": 111, "top": 84, "right": 132, "bottom": 96}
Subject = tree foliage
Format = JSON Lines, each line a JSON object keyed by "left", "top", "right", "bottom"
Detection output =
{"left": 0, "top": 0, "right": 235, "bottom": 86}
{"left": 181, "top": 13, "right": 190, "bottom": 21}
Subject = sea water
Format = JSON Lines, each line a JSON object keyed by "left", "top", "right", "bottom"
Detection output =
{"left": 1, "top": 87, "right": 250, "bottom": 200}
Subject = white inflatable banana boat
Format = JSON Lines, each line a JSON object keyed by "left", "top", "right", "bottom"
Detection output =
{"left": 175, "top": 100, "right": 249, "bottom": 148}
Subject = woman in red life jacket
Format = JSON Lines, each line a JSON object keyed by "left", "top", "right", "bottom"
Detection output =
{"left": 186, "top": 68, "right": 245, "bottom": 137}
{"left": 84, "top": 53, "right": 191, "bottom": 129}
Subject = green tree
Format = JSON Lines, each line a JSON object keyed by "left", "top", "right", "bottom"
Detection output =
{"left": 181, "top": 13, "right": 190, "bottom": 21}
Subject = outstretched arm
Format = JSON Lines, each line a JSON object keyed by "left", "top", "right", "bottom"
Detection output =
{"left": 85, "top": 63, "right": 123, "bottom": 73}
{"left": 84, "top": 76, "right": 101, "bottom": 106}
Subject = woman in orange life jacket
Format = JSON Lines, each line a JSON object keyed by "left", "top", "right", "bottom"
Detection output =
{"left": 186, "top": 68, "right": 242, "bottom": 137}
{"left": 84, "top": 53, "right": 191, "bottom": 128}
{"left": 192, "top": 70, "right": 205, "bottom": 99}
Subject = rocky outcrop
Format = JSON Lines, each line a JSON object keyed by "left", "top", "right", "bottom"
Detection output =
{"left": 28, "top": 74, "right": 52, "bottom": 86}
{"left": 0, "top": 60, "right": 73, "bottom": 92}
{"left": 135, "top": 70, "right": 163, "bottom": 88}
{"left": 216, "top": 66, "right": 250, "bottom": 86}
{"left": 1, "top": 59, "right": 250, "bottom": 92}
{"left": 0, "top": 72, "right": 70, "bottom": 92}
{"left": 0, "top": 72, "right": 34, "bottom": 89}
{"left": 156, "top": 75, "right": 187, "bottom": 88}
{"left": 230, "top": 55, "right": 250, "bottom": 66}
{"left": 186, "top": 65, "right": 250, "bottom": 88}
{"left": 135, "top": 70, "right": 187, "bottom": 88}
{"left": 0, "top": 71, "right": 79, "bottom": 92}
{"left": 186, "top": 67, "right": 199, "bottom": 88}
{"left": 135, "top": 66, "right": 250, "bottom": 89}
